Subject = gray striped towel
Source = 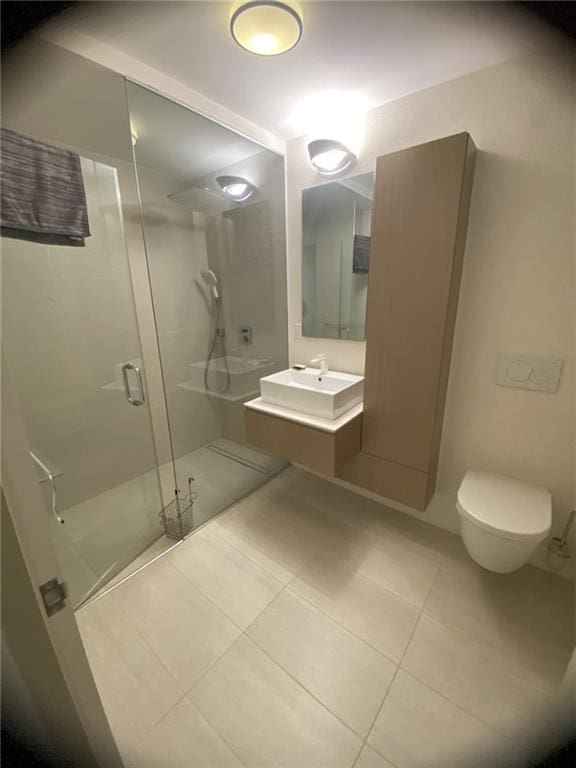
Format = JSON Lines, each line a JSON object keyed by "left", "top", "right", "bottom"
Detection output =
{"left": 352, "top": 234, "right": 370, "bottom": 273}
{"left": 0, "top": 127, "right": 90, "bottom": 247}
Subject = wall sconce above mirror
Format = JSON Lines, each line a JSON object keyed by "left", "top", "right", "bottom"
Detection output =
{"left": 307, "top": 139, "right": 356, "bottom": 176}
{"left": 301, "top": 171, "right": 374, "bottom": 341}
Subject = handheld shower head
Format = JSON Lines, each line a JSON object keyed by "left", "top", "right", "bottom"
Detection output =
{"left": 201, "top": 269, "right": 221, "bottom": 302}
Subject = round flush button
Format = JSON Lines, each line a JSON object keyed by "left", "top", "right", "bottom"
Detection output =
{"left": 506, "top": 360, "right": 532, "bottom": 382}
{"left": 530, "top": 368, "right": 549, "bottom": 386}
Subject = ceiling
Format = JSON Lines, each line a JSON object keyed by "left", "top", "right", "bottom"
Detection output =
{"left": 60, "top": 1, "right": 545, "bottom": 141}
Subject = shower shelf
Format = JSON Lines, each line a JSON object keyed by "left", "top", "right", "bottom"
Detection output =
{"left": 177, "top": 381, "right": 260, "bottom": 402}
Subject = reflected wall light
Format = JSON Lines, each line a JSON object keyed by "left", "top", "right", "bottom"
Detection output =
{"left": 307, "top": 139, "right": 356, "bottom": 176}
{"left": 230, "top": 1, "right": 303, "bottom": 56}
{"left": 216, "top": 175, "right": 257, "bottom": 202}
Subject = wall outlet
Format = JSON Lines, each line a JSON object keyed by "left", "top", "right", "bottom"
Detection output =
{"left": 496, "top": 354, "right": 563, "bottom": 393}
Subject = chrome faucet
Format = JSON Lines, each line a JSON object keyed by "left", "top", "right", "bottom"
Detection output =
{"left": 310, "top": 353, "right": 328, "bottom": 375}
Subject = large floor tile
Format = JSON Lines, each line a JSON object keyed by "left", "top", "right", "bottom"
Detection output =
{"left": 318, "top": 525, "right": 440, "bottom": 608}
{"left": 212, "top": 493, "right": 327, "bottom": 583}
{"left": 110, "top": 557, "right": 241, "bottom": 690}
{"left": 169, "top": 527, "right": 284, "bottom": 628}
{"left": 126, "top": 696, "right": 243, "bottom": 768}
{"left": 283, "top": 469, "right": 460, "bottom": 563}
{"left": 368, "top": 669, "right": 498, "bottom": 768}
{"left": 190, "top": 636, "right": 361, "bottom": 768}
{"left": 291, "top": 557, "right": 419, "bottom": 662}
{"left": 355, "top": 746, "right": 395, "bottom": 768}
{"left": 76, "top": 594, "right": 183, "bottom": 755}
{"left": 424, "top": 557, "right": 574, "bottom": 688}
{"left": 248, "top": 589, "right": 396, "bottom": 737}
{"left": 401, "top": 615, "right": 550, "bottom": 730}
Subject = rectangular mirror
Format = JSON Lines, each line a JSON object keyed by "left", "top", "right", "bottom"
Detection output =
{"left": 301, "top": 171, "right": 373, "bottom": 341}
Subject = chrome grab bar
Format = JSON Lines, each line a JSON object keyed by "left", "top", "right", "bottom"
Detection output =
{"left": 121, "top": 362, "right": 146, "bottom": 406}
{"left": 30, "top": 450, "right": 64, "bottom": 525}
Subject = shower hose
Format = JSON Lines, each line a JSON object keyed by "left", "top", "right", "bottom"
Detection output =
{"left": 204, "top": 300, "right": 231, "bottom": 395}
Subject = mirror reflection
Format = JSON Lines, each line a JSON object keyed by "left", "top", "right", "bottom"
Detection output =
{"left": 301, "top": 172, "right": 373, "bottom": 341}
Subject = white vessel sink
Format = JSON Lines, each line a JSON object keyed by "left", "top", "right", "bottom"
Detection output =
{"left": 260, "top": 368, "right": 364, "bottom": 420}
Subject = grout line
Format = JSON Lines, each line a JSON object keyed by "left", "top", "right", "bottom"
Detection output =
{"left": 393, "top": 666, "right": 503, "bottom": 734}
{"left": 188, "top": 697, "right": 251, "bottom": 768}
{"left": 282, "top": 545, "right": 423, "bottom": 668}
{"left": 283, "top": 583, "right": 402, "bottom": 668}
{"left": 418, "top": 552, "right": 444, "bottom": 615}
{"left": 171, "top": 555, "right": 287, "bottom": 636}
{"left": 79, "top": 597, "right": 191, "bottom": 754}
{"left": 92, "top": 588, "right": 187, "bottom": 696}
{"left": 124, "top": 689, "right": 189, "bottom": 754}
{"left": 241, "top": 632, "right": 364, "bottom": 741}
{"left": 208, "top": 522, "right": 293, "bottom": 585}
{"left": 351, "top": 595, "right": 428, "bottom": 767}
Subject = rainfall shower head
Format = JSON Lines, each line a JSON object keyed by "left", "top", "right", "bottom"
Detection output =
{"left": 201, "top": 269, "right": 221, "bottom": 303}
{"left": 167, "top": 186, "right": 229, "bottom": 213}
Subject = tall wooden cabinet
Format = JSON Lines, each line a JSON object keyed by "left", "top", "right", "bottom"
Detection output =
{"left": 339, "top": 132, "right": 476, "bottom": 509}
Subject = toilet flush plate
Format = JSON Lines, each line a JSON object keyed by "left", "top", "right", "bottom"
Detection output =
{"left": 496, "top": 354, "right": 563, "bottom": 393}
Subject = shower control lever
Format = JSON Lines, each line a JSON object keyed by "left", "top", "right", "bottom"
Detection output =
{"left": 122, "top": 362, "right": 146, "bottom": 406}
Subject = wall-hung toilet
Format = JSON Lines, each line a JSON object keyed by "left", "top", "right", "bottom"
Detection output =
{"left": 457, "top": 471, "right": 551, "bottom": 573}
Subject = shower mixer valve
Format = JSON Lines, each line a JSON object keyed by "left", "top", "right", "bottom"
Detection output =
{"left": 240, "top": 326, "right": 253, "bottom": 345}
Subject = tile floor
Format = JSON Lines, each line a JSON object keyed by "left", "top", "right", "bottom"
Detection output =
{"left": 76, "top": 467, "right": 574, "bottom": 768}
{"left": 54, "top": 438, "right": 285, "bottom": 607}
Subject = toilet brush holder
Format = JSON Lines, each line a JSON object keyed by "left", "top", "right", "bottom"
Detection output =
{"left": 546, "top": 510, "right": 574, "bottom": 572}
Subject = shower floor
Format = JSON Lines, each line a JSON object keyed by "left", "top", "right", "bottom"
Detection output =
{"left": 52, "top": 439, "right": 286, "bottom": 608}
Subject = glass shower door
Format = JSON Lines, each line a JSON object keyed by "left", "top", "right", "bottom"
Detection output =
{"left": 1, "top": 42, "right": 169, "bottom": 608}
{"left": 2, "top": 158, "right": 162, "bottom": 604}
{"left": 1, "top": 158, "right": 165, "bottom": 607}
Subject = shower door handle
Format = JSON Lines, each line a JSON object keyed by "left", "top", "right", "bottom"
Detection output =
{"left": 122, "top": 362, "right": 146, "bottom": 406}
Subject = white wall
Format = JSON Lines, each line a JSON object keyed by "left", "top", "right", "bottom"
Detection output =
{"left": 286, "top": 48, "right": 576, "bottom": 571}
{"left": 40, "top": 25, "right": 285, "bottom": 156}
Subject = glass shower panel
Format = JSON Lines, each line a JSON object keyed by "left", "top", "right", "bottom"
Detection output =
{"left": 1, "top": 42, "right": 167, "bottom": 607}
{"left": 126, "top": 81, "right": 289, "bottom": 528}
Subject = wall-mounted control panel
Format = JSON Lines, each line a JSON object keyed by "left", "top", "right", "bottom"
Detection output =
{"left": 496, "top": 354, "right": 563, "bottom": 393}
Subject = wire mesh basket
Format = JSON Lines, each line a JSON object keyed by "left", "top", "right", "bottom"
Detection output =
{"left": 159, "top": 478, "right": 197, "bottom": 541}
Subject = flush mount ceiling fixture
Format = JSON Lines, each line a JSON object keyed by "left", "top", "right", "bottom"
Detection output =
{"left": 307, "top": 139, "right": 357, "bottom": 176}
{"left": 230, "top": 1, "right": 303, "bottom": 56}
{"left": 217, "top": 175, "right": 257, "bottom": 202}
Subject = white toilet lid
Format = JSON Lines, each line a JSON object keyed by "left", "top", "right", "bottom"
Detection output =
{"left": 457, "top": 471, "right": 551, "bottom": 542}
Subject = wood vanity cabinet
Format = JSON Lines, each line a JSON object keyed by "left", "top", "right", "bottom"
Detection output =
{"left": 245, "top": 408, "right": 361, "bottom": 477}
{"left": 338, "top": 132, "right": 476, "bottom": 510}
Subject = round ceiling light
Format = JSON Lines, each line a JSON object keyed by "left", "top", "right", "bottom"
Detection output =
{"left": 230, "top": 1, "right": 303, "bottom": 56}
{"left": 216, "top": 175, "right": 257, "bottom": 202}
{"left": 307, "top": 139, "right": 357, "bottom": 176}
